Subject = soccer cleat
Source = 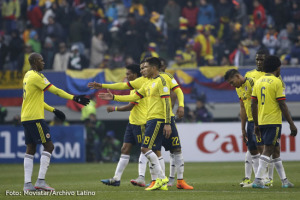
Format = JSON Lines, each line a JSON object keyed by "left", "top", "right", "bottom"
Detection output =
{"left": 159, "top": 184, "right": 168, "bottom": 191}
{"left": 24, "top": 182, "right": 37, "bottom": 191}
{"left": 176, "top": 179, "right": 194, "bottom": 190}
{"left": 34, "top": 179, "right": 55, "bottom": 191}
{"left": 168, "top": 177, "right": 175, "bottom": 187}
{"left": 282, "top": 179, "right": 294, "bottom": 188}
{"left": 162, "top": 176, "right": 169, "bottom": 185}
{"left": 145, "top": 181, "right": 155, "bottom": 189}
{"left": 130, "top": 176, "right": 146, "bottom": 187}
{"left": 252, "top": 178, "right": 269, "bottom": 189}
{"left": 243, "top": 183, "right": 253, "bottom": 188}
{"left": 101, "top": 178, "right": 120, "bottom": 186}
{"left": 145, "top": 178, "right": 163, "bottom": 191}
{"left": 240, "top": 177, "right": 251, "bottom": 187}
{"left": 264, "top": 178, "right": 273, "bottom": 187}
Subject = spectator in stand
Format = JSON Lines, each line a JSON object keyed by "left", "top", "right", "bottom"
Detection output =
{"left": 0, "top": 33, "right": 8, "bottom": 70}
{"left": 197, "top": 0, "right": 215, "bottom": 26}
{"left": 229, "top": 42, "right": 249, "bottom": 67}
{"left": 147, "top": 11, "right": 164, "bottom": 44}
{"left": 42, "top": 16, "right": 64, "bottom": 43}
{"left": 42, "top": 1, "right": 55, "bottom": 26}
{"left": 49, "top": 116, "right": 69, "bottom": 126}
{"left": 116, "top": 0, "right": 128, "bottom": 24}
{"left": 215, "top": 0, "right": 234, "bottom": 40}
{"left": 182, "top": 0, "right": 198, "bottom": 36}
{"left": 55, "top": 0, "right": 73, "bottom": 41}
{"left": 262, "top": 25, "right": 279, "bottom": 55}
{"left": 194, "top": 97, "right": 213, "bottom": 122}
{"left": 69, "top": 15, "right": 85, "bottom": 55}
{"left": 270, "top": 0, "right": 289, "bottom": 31}
{"left": 119, "top": 13, "right": 146, "bottom": 62}
{"left": 102, "top": 130, "right": 121, "bottom": 162}
{"left": 8, "top": 29, "right": 24, "bottom": 70}
{"left": 164, "top": 0, "right": 181, "bottom": 59}
{"left": 1, "top": 0, "right": 20, "bottom": 34}
{"left": 227, "top": 22, "right": 243, "bottom": 52}
{"left": 53, "top": 42, "right": 70, "bottom": 71}
{"left": 291, "top": 1, "right": 300, "bottom": 25}
{"left": 178, "top": 17, "right": 189, "bottom": 50}
{"left": 27, "top": 0, "right": 43, "bottom": 30}
{"left": 129, "top": 0, "right": 148, "bottom": 21}
{"left": 233, "top": 0, "right": 248, "bottom": 27}
{"left": 41, "top": 37, "right": 55, "bottom": 70}
{"left": 68, "top": 45, "right": 88, "bottom": 70}
{"left": 90, "top": 32, "right": 108, "bottom": 68}
{"left": 290, "top": 35, "right": 300, "bottom": 64}
{"left": 277, "top": 23, "right": 295, "bottom": 56}
{"left": 253, "top": 0, "right": 266, "bottom": 40}
{"left": 18, "top": 44, "right": 33, "bottom": 72}
{"left": 28, "top": 30, "right": 41, "bottom": 53}
{"left": 140, "top": 42, "right": 159, "bottom": 62}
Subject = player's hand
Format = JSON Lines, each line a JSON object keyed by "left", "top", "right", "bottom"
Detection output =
{"left": 176, "top": 106, "right": 184, "bottom": 119}
{"left": 53, "top": 109, "right": 66, "bottom": 121}
{"left": 242, "top": 129, "right": 248, "bottom": 143}
{"left": 88, "top": 81, "right": 102, "bottom": 89}
{"left": 73, "top": 95, "right": 90, "bottom": 106}
{"left": 254, "top": 125, "right": 261, "bottom": 139}
{"left": 290, "top": 123, "right": 298, "bottom": 137}
{"left": 98, "top": 89, "right": 114, "bottom": 100}
{"left": 107, "top": 106, "right": 114, "bottom": 113}
{"left": 163, "top": 124, "right": 172, "bottom": 139}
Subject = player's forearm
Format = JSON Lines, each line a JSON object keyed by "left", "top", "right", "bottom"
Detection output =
{"left": 279, "top": 101, "right": 295, "bottom": 126}
{"left": 251, "top": 99, "right": 259, "bottom": 126}
{"left": 102, "top": 82, "right": 130, "bottom": 90}
{"left": 47, "top": 85, "right": 74, "bottom": 100}
{"left": 163, "top": 97, "right": 171, "bottom": 124}
{"left": 44, "top": 102, "right": 55, "bottom": 112}
{"left": 173, "top": 87, "right": 184, "bottom": 107}
{"left": 115, "top": 103, "right": 135, "bottom": 111}
{"left": 114, "top": 93, "right": 140, "bottom": 102}
{"left": 240, "top": 101, "right": 247, "bottom": 130}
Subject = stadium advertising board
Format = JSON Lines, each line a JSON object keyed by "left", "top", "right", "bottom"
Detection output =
{"left": 162, "top": 122, "right": 300, "bottom": 162}
{"left": 0, "top": 125, "right": 85, "bottom": 163}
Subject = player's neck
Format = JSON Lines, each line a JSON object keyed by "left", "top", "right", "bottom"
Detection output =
{"left": 151, "top": 71, "right": 160, "bottom": 78}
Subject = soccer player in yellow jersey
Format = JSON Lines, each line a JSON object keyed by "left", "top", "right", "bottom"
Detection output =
{"left": 251, "top": 56, "right": 297, "bottom": 188}
{"left": 100, "top": 64, "right": 148, "bottom": 187}
{"left": 98, "top": 57, "right": 171, "bottom": 190}
{"left": 224, "top": 69, "right": 263, "bottom": 187}
{"left": 21, "top": 53, "right": 90, "bottom": 191}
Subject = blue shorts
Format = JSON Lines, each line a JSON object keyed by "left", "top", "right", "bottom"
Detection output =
{"left": 124, "top": 123, "right": 145, "bottom": 147}
{"left": 247, "top": 121, "right": 263, "bottom": 151}
{"left": 142, "top": 119, "right": 165, "bottom": 151}
{"left": 22, "top": 119, "right": 51, "bottom": 145}
{"left": 259, "top": 124, "right": 282, "bottom": 146}
{"left": 162, "top": 117, "right": 181, "bottom": 151}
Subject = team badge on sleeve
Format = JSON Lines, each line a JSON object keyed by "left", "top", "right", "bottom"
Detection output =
{"left": 172, "top": 79, "right": 178, "bottom": 84}
{"left": 163, "top": 87, "right": 169, "bottom": 92}
{"left": 44, "top": 78, "right": 50, "bottom": 84}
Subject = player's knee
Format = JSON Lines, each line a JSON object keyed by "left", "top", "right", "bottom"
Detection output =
{"left": 26, "top": 144, "right": 36, "bottom": 155}
{"left": 121, "top": 145, "right": 131, "bottom": 155}
{"left": 43, "top": 142, "right": 54, "bottom": 153}
{"left": 141, "top": 147, "right": 148, "bottom": 154}
{"left": 170, "top": 148, "right": 181, "bottom": 154}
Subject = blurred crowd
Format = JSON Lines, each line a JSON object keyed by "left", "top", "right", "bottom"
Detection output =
{"left": 1, "top": 0, "right": 300, "bottom": 71}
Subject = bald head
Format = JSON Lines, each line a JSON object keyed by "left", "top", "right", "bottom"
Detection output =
{"left": 29, "top": 53, "right": 44, "bottom": 71}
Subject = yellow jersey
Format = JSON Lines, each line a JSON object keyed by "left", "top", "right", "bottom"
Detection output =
{"left": 245, "top": 69, "right": 265, "bottom": 80}
{"left": 21, "top": 70, "right": 53, "bottom": 122}
{"left": 129, "top": 90, "right": 147, "bottom": 125}
{"left": 251, "top": 74, "right": 286, "bottom": 125}
{"left": 115, "top": 75, "right": 172, "bottom": 123}
{"left": 236, "top": 77, "right": 255, "bottom": 121}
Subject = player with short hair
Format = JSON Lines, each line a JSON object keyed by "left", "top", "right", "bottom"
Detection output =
{"left": 98, "top": 57, "right": 171, "bottom": 191}
{"left": 224, "top": 68, "right": 263, "bottom": 187}
{"left": 100, "top": 64, "right": 148, "bottom": 187}
{"left": 251, "top": 56, "right": 297, "bottom": 188}
{"left": 22, "top": 53, "right": 90, "bottom": 191}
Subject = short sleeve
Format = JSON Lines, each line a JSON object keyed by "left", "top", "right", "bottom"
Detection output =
{"left": 128, "top": 77, "right": 146, "bottom": 90}
{"left": 275, "top": 80, "right": 286, "bottom": 101}
{"left": 159, "top": 78, "right": 170, "bottom": 98}
{"left": 136, "top": 86, "right": 146, "bottom": 98}
{"left": 251, "top": 84, "right": 257, "bottom": 99}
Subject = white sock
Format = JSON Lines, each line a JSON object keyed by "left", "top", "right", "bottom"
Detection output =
{"left": 169, "top": 153, "right": 176, "bottom": 178}
{"left": 148, "top": 160, "right": 157, "bottom": 180}
{"left": 273, "top": 157, "right": 287, "bottom": 181}
{"left": 174, "top": 152, "right": 184, "bottom": 180}
{"left": 24, "top": 154, "right": 34, "bottom": 183}
{"left": 113, "top": 154, "right": 130, "bottom": 181}
{"left": 38, "top": 151, "right": 51, "bottom": 180}
{"left": 158, "top": 156, "right": 165, "bottom": 177}
{"left": 251, "top": 154, "right": 260, "bottom": 176}
{"left": 255, "top": 155, "right": 270, "bottom": 179}
{"left": 268, "top": 161, "right": 275, "bottom": 180}
{"left": 245, "top": 151, "right": 252, "bottom": 179}
{"left": 138, "top": 153, "right": 148, "bottom": 177}
{"left": 145, "top": 150, "right": 164, "bottom": 179}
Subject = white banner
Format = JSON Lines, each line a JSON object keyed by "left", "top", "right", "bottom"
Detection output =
{"left": 162, "top": 122, "right": 300, "bottom": 162}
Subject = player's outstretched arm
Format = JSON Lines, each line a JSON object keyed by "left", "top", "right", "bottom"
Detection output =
{"left": 107, "top": 103, "right": 135, "bottom": 113}
{"left": 99, "top": 89, "right": 142, "bottom": 102}
{"left": 47, "top": 85, "right": 90, "bottom": 106}
{"left": 88, "top": 81, "right": 130, "bottom": 90}
{"left": 278, "top": 100, "right": 298, "bottom": 136}
{"left": 44, "top": 102, "right": 66, "bottom": 121}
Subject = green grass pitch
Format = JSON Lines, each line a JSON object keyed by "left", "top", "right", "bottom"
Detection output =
{"left": 1, "top": 162, "right": 299, "bottom": 200}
